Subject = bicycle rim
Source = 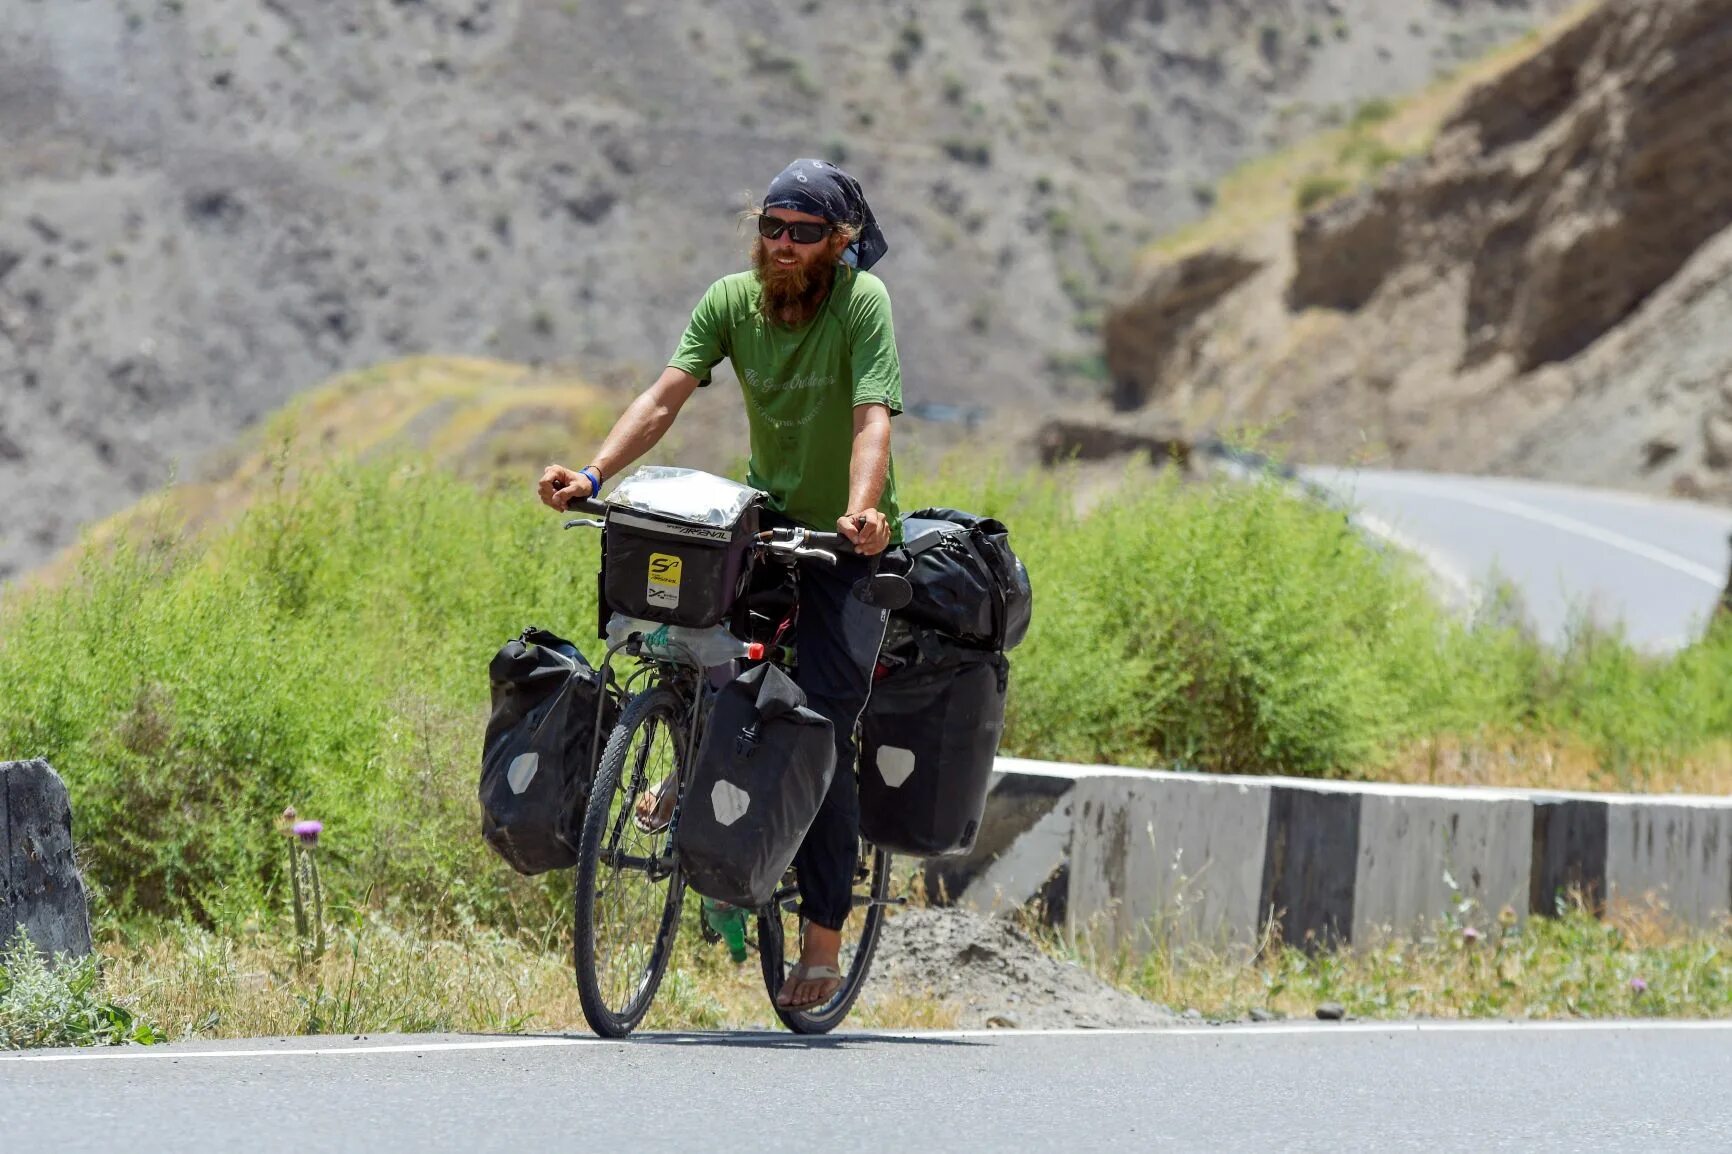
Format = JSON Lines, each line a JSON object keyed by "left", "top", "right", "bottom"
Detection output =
{"left": 573, "top": 684, "right": 688, "bottom": 1038}
{"left": 759, "top": 845, "right": 892, "bottom": 1035}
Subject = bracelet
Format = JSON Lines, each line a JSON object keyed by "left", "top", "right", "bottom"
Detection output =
{"left": 578, "top": 465, "right": 603, "bottom": 494}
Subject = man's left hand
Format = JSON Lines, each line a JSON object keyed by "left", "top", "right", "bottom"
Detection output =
{"left": 839, "top": 509, "right": 890, "bottom": 556}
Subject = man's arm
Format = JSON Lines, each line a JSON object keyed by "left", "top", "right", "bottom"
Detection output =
{"left": 538, "top": 367, "right": 702, "bottom": 509}
{"left": 838, "top": 402, "right": 893, "bottom": 556}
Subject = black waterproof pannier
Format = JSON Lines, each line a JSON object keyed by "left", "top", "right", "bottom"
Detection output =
{"left": 601, "top": 467, "right": 764, "bottom": 629}
{"left": 859, "top": 636, "right": 1009, "bottom": 858}
{"left": 677, "top": 663, "right": 836, "bottom": 908}
{"left": 479, "top": 627, "right": 616, "bottom": 875}
{"left": 897, "top": 508, "right": 1032, "bottom": 651}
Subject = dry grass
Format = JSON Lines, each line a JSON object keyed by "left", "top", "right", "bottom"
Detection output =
{"left": 100, "top": 906, "right": 958, "bottom": 1042}
{"left": 1148, "top": 2, "right": 1600, "bottom": 264}
{"left": 1073, "top": 900, "right": 1732, "bottom": 1022}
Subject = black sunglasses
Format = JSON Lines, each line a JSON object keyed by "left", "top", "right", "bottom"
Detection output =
{"left": 757, "top": 215, "right": 835, "bottom": 245}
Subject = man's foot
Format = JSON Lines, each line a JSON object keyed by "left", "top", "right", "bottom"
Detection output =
{"left": 632, "top": 776, "right": 676, "bottom": 834}
{"left": 775, "top": 922, "right": 843, "bottom": 1010}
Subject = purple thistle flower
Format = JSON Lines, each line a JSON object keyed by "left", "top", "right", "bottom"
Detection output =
{"left": 1461, "top": 926, "right": 1481, "bottom": 945}
{"left": 292, "top": 820, "right": 323, "bottom": 845}
{"left": 1629, "top": 976, "right": 1648, "bottom": 994}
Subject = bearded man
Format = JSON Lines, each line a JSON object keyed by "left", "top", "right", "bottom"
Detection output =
{"left": 537, "top": 159, "right": 902, "bottom": 1012}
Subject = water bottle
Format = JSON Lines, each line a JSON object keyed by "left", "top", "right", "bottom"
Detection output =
{"left": 605, "top": 613, "right": 756, "bottom": 669}
{"left": 700, "top": 896, "right": 750, "bottom": 963}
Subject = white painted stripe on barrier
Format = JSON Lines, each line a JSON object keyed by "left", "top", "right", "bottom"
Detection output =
{"left": 994, "top": 758, "right": 1732, "bottom": 809}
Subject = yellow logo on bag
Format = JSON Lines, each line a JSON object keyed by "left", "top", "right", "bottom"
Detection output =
{"left": 646, "top": 553, "right": 682, "bottom": 607}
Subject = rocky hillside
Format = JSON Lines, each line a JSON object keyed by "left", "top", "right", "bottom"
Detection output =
{"left": 0, "top": 0, "right": 1570, "bottom": 582}
{"left": 1106, "top": 0, "right": 1732, "bottom": 503}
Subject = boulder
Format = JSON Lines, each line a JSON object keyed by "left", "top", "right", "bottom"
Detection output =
{"left": 1, "top": 759, "right": 93, "bottom": 960}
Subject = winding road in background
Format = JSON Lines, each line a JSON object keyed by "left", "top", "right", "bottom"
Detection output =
{"left": 6, "top": 1023, "right": 1732, "bottom": 1152}
{"left": 1299, "top": 468, "right": 1732, "bottom": 652}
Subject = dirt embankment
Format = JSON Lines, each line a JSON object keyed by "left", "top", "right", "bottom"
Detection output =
{"left": 1106, "top": 0, "right": 1732, "bottom": 504}
{"left": 875, "top": 907, "right": 1173, "bottom": 1030}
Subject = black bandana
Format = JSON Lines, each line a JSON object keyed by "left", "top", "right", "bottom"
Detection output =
{"left": 763, "top": 158, "right": 889, "bottom": 272}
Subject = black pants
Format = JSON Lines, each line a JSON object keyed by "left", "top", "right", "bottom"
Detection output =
{"left": 789, "top": 550, "right": 888, "bottom": 931}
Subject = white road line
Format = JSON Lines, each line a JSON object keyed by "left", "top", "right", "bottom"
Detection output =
{"left": 1334, "top": 474, "right": 1724, "bottom": 587}
{"left": 1348, "top": 508, "right": 1482, "bottom": 610}
{"left": 10, "top": 1020, "right": 1732, "bottom": 1064}
{"left": 2, "top": 1036, "right": 612, "bottom": 1064}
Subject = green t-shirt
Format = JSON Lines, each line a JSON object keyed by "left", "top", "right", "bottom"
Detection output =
{"left": 667, "top": 266, "right": 902, "bottom": 534}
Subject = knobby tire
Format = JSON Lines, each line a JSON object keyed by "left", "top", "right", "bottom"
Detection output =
{"left": 573, "top": 684, "right": 688, "bottom": 1038}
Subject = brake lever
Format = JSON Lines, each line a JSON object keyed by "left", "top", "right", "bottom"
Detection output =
{"left": 793, "top": 546, "right": 839, "bottom": 565}
{"left": 563, "top": 518, "right": 605, "bottom": 530}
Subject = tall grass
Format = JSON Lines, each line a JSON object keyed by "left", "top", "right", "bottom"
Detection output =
{"left": 2, "top": 454, "right": 1730, "bottom": 927}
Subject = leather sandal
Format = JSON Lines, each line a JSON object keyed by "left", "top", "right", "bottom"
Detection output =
{"left": 775, "top": 963, "right": 842, "bottom": 1011}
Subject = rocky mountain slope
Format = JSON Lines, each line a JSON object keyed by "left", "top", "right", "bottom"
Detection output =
{"left": 0, "top": 0, "right": 1569, "bottom": 581}
{"left": 1105, "top": 0, "right": 1732, "bottom": 503}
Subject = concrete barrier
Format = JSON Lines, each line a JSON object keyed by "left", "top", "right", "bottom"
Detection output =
{"left": 1067, "top": 771, "right": 1271, "bottom": 954}
{"left": 931, "top": 758, "right": 1732, "bottom": 956}
{"left": 2, "top": 759, "right": 93, "bottom": 959}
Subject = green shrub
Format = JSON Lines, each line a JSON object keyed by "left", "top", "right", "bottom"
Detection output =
{"left": 1295, "top": 174, "right": 1351, "bottom": 211}
{"left": 4, "top": 452, "right": 1731, "bottom": 927}
{"left": 1, "top": 929, "right": 163, "bottom": 1048}
{"left": 1350, "top": 97, "right": 1396, "bottom": 129}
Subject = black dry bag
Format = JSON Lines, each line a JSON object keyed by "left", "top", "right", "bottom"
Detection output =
{"left": 479, "top": 627, "right": 615, "bottom": 875}
{"left": 859, "top": 637, "right": 1008, "bottom": 858}
{"left": 897, "top": 508, "right": 1032, "bottom": 651}
{"left": 678, "top": 663, "right": 836, "bottom": 908}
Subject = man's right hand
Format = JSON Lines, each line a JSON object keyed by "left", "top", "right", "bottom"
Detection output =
{"left": 538, "top": 463, "right": 593, "bottom": 511}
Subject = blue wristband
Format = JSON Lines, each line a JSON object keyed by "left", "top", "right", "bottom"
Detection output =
{"left": 578, "top": 466, "right": 602, "bottom": 495}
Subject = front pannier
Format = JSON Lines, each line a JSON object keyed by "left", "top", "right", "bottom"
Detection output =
{"left": 896, "top": 508, "right": 1033, "bottom": 651}
{"left": 677, "top": 663, "right": 836, "bottom": 908}
{"left": 859, "top": 639, "right": 1008, "bottom": 858}
{"left": 479, "top": 627, "right": 616, "bottom": 875}
{"left": 602, "top": 467, "right": 764, "bottom": 629}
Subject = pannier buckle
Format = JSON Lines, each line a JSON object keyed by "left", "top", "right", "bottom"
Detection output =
{"left": 734, "top": 724, "right": 762, "bottom": 759}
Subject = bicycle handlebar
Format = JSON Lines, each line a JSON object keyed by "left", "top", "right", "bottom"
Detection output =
{"left": 561, "top": 497, "right": 863, "bottom": 561}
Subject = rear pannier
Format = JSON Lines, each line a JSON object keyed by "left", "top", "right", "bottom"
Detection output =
{"left": 479, "top": 627, "right": 617, "bottom": 875}
{"left": 859, "top": 637, "right": 1008, "bottom": 858}
{"left": 602, "top": 467, "right": 764, "bottom": 629}
{"left": 677, "top": 663, "right": 836, "bottom": 908}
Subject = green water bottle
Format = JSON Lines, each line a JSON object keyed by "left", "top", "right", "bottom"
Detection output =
{"left": 701, "top": 897, "right": 750, "bottom": 963}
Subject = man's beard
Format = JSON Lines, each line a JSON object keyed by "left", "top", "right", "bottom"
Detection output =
{"left": 752, "top": 237, "right": 838, "bottom": 326}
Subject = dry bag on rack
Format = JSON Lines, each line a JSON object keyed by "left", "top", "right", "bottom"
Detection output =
{"left": 858, "top": 635, "right": 1009, "bottom": 858}
{"left": 479, "top": 627, "right": 616, "bottom": 875}
{"left": 897, "top": 509, "right": 1032, "bottom": 651}
{"left": 677, "top": 663, "right": 836, "bottom": 908}
{"left": 601, "top": 467, "right": 764, "bottom": 629}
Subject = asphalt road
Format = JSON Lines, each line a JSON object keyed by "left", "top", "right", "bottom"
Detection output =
{"left": 6, "top": 1022, "right": 1732, "bottom": 1153}
{"left": 1300, "top": 468, "right": 1732, "bottom": 651}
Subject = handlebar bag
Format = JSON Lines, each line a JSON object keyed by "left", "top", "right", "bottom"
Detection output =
{"left": 602, "top": 467, "right": 764, "bottom": 629}
{"left": 894, "top": 508, "right": 1033, "bottom": 651}
{"left": 859, "top": 633, "right": 1008, "bottom": 858}
{"left": 480, "top": 627, "right": 617, "bottom": 875}
{"left": 678, "top": 663, "right": 836, "bottom": 908}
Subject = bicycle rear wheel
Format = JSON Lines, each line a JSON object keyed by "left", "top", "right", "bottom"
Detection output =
{"left": 758, "top": 844, "right": 892, "bottom": 1035}
{"left": 573, "top": 684, "right": 688, "bottom": 1038}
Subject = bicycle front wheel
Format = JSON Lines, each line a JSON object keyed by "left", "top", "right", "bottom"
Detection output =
{"left": 573, "top": 684, "right": 689, "bottom": 1038}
